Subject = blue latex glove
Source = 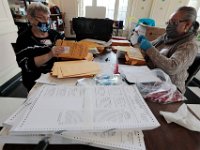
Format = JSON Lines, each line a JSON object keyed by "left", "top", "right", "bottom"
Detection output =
{"left": 140, "top": 39, "right": 152, "bottom": 51}
{"left": 137, "top": 35, "right": 147, "bottom": 44}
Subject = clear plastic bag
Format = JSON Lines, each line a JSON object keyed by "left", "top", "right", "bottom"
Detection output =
{"left": 76, "top": 74, "right": 122, "bottom": 86}
{"left": 94, "top": 74, "right": 122, "bottom": 85}
{"left": 136, "top": 69, "right": 186, "bottom": 104}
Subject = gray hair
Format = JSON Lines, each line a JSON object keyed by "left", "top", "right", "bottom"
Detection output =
{"left": 178, "top": 6, "right": 197, "bottom": 22}
{"left": 27, "top": 2, "right": 50, "bottom": 17}
{"left": 177, "top": 6, "right": 199, "bottom": 34}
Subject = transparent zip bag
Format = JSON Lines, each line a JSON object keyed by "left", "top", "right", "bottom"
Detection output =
{"left": 136, "top": 69, "right": 186, "bottom": 104}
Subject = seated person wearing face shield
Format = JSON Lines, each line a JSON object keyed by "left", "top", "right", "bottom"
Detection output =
{"left": 137, "top": 6, "right": 199, "bottom": 94}
{"left": 15, "top": 3, "right": 65, "bottom": 92}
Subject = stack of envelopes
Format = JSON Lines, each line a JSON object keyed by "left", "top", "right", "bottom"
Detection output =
{"left": 51, "top": 60, "right": 101, "bottom": 78}
{"left": 125, "top": 47, "right": 146, "bottom": 65}
{"left": 56, "top": 40, "right": 104, "bottom": 59}
{"left": 78, "top": 40, "right": 105, "bottom": 53}
{"left": 112, "top": 46, "right": 146, "bottom": 65}
{"left": 56, "top": 40, "right": 89, "bottom": 59}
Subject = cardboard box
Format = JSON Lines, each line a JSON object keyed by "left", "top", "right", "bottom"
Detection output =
{"left": 133, "top": 24, "right": 165, "bottom": 41}
{"left": 145, "top": 25, "right": 166, "bottom": 41}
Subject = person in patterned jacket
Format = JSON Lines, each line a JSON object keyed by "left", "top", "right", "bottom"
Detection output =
{"left": 138, "top": 6, "right": 199, "bottom": 93}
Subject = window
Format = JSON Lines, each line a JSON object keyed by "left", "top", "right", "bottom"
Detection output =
{"left": 118, "top": 0, "right": 128, "bottom": 21}
{"left": 78, "top": 0, "right": 92, "bottom": 18}
{"left": 78, "top": 0, "right": 129, "bottom": 22}
{"left": 97, "top": 0, "right": 115, "bottom": 19}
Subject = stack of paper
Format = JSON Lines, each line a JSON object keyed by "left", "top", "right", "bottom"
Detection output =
{"left": 51, "top": 60, "right": 101, "bottom": 78}
{"left": 112, "top": 46, "right": 132, "bottom": 52}
{"left": 111, "top": 39, "right": 131, "bottom": 46}
{"left": 78, "top": 40, "right": 104, "bottom": 49}
{"left": 119, "top": 65, "right": 160, "bottom": 83}
{"left": 79, "top": 40, "right": 105, "bottom": 54}
{"left": 0, "top": 86, "right": 147, "bottom": 150}
{"left": 10, "top": 85, "right": 160, "bottom": 135}
{"left": 62, "top": 130, "right": 146, "bottom": 150}
{"left": 80, "top": 38, "right": 112, "bottom": 47}
{"left": 56, "top": 40, "right": 106, "bottom": 59}
{"left": 112, "top": 46, "right": 132, "bottom": 58}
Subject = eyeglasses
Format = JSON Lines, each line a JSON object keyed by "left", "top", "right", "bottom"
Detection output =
{"left": 165, "top": 19, "right": 188, "bottom": 25}
{"left": 34, "top": 16, "right": 50, "bottom": 22}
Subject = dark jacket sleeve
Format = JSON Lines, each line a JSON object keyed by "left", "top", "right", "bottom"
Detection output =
{"left": 15, "top": 34, "right": 51, "bottom": 73}
{"left": 15, "top": 29, "right": 63, "bottom": 73}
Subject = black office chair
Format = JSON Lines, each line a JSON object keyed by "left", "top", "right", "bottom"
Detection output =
{"left": 185, "top": 53, "right": 200, "bottom": 86}
{"left": 72, "top": 17, "right": 113, "bottom": 42}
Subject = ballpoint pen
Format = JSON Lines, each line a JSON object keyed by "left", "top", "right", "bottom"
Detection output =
{"left": 34, "top": 137, "right": 49, "bottom": 150}
{"left": 34, "top": 130, "right": 65, "bottom": 150}
{"left": 120, "top": 73, "right": 135, "bottom": 85}
{"left": 187, "top": 105, "right": 200, "bottom": 121}
{"left": 61, "top": 36, "right": 65, "bottom": 46}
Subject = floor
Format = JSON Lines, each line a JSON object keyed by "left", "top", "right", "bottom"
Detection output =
{"left": 1, "top": 79, "right": 28, "bottom": 98}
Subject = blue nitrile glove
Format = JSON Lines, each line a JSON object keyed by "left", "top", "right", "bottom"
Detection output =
{"left": 140, "top": 39, "right": 152, "bottom": 51}
{"left": 137, "top": 35, "right": 147, "bottom": 44}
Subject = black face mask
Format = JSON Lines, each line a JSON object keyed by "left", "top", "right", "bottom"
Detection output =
{"left": 166, "top": 24, "right": 180, "bottom": 38}
{"left": 37, "top": 21, "right": 50, "bottom": 32}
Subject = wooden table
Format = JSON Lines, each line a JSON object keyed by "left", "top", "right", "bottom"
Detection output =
{"left": 2, "top": 51, "right": 200, "bottom": 150}
{"left": 144, "top": 101, "right": 200, "bottom": 150}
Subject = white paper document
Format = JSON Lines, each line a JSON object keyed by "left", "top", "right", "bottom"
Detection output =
{"left": 62, "top": 130, "right": 146, "bottom": 150}
{"left": 10, "top": 85, "right": 159, "bottom": 135}
{"left": 119, "top": 65, "right": 160, "bottom": 83}
{"left": 160, "top": 103, "right": 200, "bottom": 132}
{"left": 0, "top": 127, "right": 145, "bottom": 150}
{"left": 35, "top": 73, "right": 78, "bottom": 85}
{"left": 0, "top": 97, "right": 25, "bottom": 127}
{"left": 3, "top": 84, "right": 47, "bottom": 129}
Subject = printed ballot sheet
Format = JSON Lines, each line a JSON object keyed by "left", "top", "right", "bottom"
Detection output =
{"left": 62, "top": 130, "right": 146, "bottom": 150}
{"left": 11, "top": 85, "right": 160, "bottom": 135}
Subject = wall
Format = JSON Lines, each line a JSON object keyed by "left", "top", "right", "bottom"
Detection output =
{"left": 0, "top": 0, "right": 20, "bottom": 86}
{"left": 150, "top": 0, "right": 190, "bottom": 27}
{"left": 49, "top": 0, "right": 78, "bottom": 37}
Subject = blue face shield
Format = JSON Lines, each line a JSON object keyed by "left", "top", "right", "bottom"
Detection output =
{"left": 37, "top": 21, "right": 50, "bottom": 32}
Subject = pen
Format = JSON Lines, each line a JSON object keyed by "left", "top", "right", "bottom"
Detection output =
{"left": 105, "top": 58, "right": 109, "bottom": 62}
{"left": 120, "top": 73, "right": 135, "bottom": 85}
{"left": 187, "top": 106, "right": 200, "bottom": 121}
{"left": 61, "top": 37, "right": 65, "bottom": 46}
{"left": 34, "top": 137, "right": 49, "bottom": 150}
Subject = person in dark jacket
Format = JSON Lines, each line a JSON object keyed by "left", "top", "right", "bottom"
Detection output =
{"left": 15, "top": 2, "right": 65, "bottom": 92}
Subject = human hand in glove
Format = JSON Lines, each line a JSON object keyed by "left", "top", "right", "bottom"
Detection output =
{"left": 139, "top": 38, "right": 152, "bottom": 52}
{"left": 137, "top": 35, "right": 147, "bottom": 44}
